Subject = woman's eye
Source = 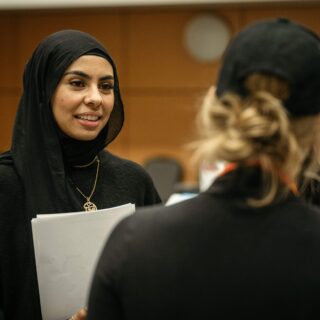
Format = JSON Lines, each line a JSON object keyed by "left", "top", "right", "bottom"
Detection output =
{"left": 70, "top": 80, "right": 85, "bottom": 87}
{"left": 100, "top": 83, "right": 114, "bottom": 91}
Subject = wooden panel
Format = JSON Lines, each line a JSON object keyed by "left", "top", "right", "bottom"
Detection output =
{"left": 0, "top": 95, "right": 19, "bottom": 152}
{"left": 126, "top": 9, "right": 240, "bottom": 90}
{"left": 0, "top": 14, "right": 20, "bottom": 87}
{"left": 116, "top": 91, "right": 203, "bottom": 182}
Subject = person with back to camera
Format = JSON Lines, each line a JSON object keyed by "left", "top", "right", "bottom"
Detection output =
{"left": 0, "top": 30, "right": 162, "bottom": 320}
{"left": 86, "top": 18, "right": 320, "bottom": 319}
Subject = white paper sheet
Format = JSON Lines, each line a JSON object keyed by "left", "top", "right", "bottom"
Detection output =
{"left": 31, "top": 203, "right": 135, "bottom": 320}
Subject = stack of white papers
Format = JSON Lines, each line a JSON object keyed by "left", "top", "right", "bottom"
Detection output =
{"left": 31, "top": 203, "right": 135, "bottom": 320}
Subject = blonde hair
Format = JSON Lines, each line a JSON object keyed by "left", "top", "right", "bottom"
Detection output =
{"left": 193, "top": 73, "right": 320, "bottom": 206}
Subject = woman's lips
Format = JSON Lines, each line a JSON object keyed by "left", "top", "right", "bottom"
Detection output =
{"left": 75, "top": 114, "right": 102, "bottom": 127}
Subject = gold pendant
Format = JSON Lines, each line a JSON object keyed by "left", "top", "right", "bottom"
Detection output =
{"left": 83, "top": 201, "right": 97, "bottom": 212}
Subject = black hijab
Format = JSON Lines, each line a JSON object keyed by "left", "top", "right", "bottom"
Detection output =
{"left": 1, "top": 29, "right": 124, "bottom": 217}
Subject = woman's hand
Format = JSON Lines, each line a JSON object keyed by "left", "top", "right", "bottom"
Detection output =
{"left": 70, "top": 308, "right": 87, "bottom": 320}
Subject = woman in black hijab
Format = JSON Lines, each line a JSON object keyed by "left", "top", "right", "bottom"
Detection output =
{"left": 0, "top": 29, "right": 161, "bottom": 320}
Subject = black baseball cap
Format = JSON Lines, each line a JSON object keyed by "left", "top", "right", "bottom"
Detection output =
{"left": 216, "top": 18, "right": 320, "bottom": 117}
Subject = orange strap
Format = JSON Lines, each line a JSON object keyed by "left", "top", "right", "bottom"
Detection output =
{"left": 219, "top": 161, "right": 299, "bottom": 196}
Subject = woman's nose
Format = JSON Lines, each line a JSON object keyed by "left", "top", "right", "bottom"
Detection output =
{"left": 84, "top": 86, "right": 102, "bottom": 108}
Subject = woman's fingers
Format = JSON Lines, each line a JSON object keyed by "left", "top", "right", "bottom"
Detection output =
{"left": 70, "top": 308, "right": 87, "bottom": 320}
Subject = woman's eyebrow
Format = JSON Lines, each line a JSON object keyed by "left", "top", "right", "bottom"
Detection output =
{"left": 63, "top": 70, "right": 114, "bottom": 81}
{"left": 100, "top": 75, "right": 114, "bottom": 81}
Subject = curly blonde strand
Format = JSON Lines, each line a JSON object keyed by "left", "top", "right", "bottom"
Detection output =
{"left": 193, "top": 74, "right": 319, "bottom": 206}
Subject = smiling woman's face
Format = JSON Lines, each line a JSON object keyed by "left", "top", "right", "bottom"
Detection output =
{"left": 51, "top": 55, "right": 115, "bottom": 141}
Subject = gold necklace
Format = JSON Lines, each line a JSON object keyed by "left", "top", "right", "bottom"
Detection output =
{"left": 74, "top": 156, "right": 98, "bottom": 168}
{"left": 74, "top": 157, "right": 100, "bottom": 211}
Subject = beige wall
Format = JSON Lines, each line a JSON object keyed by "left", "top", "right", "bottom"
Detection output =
{"left": 1, "top": 3, "right": 319, "bottom": 183}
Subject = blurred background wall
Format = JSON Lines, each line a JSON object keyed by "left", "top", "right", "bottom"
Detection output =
{"left": 0, "top": 0, "right": 319, "bottom": 185}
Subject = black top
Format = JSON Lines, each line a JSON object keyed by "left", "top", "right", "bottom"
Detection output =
{"left": 87, "top": 168, "right": 320, "bottom": 319}
{"left": 0, "top": 150, "right": 161, "bottom": 320}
